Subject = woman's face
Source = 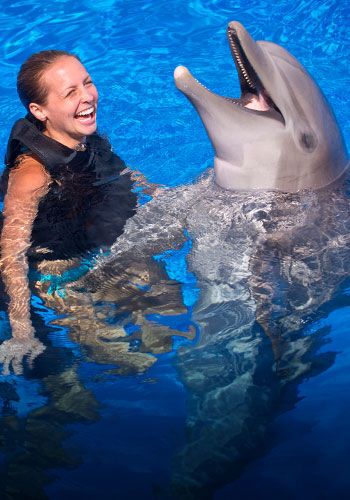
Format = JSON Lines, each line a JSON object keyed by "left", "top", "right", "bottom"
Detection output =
{"left": 30, "top": 56, "right": 99, "bottom": 148}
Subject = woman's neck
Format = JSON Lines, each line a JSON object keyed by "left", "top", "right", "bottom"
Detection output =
{"left": 43, "top": 129, "right": 86, "bottom": 150}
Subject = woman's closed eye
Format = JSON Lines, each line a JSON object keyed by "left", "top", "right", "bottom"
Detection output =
{"left": 65, "top": 88, "right": 77, "bottom": 98}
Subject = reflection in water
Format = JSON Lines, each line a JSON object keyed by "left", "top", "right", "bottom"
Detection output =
{"left": 0, "top": 224, "right": 196, "bottom": 498}
{"left": 1, "top": 173, "right": 350, "bottom": 497}
{"left": 42, "top": 243, "right": 196, "bottom": 374}
{"left": 0, "top": 317, "right": 100, "bottom": 498}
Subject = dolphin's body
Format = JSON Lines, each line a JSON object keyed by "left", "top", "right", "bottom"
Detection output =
{"left": 174, "top": 21, "right": 348, "bottom": 192}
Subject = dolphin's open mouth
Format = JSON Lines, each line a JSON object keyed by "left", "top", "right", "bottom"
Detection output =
{"left": 227, "top": 25, "right": 283, "bottom": 120}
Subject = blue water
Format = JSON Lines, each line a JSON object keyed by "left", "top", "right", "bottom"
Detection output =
{"left": 0, "top": 0, "right": 350, "bottom": 499}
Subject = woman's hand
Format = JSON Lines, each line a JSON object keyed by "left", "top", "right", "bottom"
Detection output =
{"left": 0, "top": 335, "right": 46, "bottom": 375}
{"left": 130, "top": 170, "right": 164, "bottom": 197}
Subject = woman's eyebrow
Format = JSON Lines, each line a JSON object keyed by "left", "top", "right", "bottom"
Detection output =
{"left": 63, "top": 84, "right": 77, "bottom": 91}
{"left": 62, "top": 75, "right": 91, "bottom": 92}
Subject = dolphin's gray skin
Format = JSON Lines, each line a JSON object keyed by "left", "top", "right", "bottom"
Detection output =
{"left": 174, "top": 21, "right": 348, "bottom": 192}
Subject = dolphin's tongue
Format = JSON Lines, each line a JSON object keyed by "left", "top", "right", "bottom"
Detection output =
{"left": 244, "top": 91, "right": 271, "bottom": 111}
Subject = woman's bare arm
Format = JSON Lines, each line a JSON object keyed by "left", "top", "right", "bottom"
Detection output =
{"left": 0, "top": 156, "right": 50, "bottom": 339}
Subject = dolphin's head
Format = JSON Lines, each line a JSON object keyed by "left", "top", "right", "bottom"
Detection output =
{"left": 174, "top": 21, "right": 348, "bottom": 192}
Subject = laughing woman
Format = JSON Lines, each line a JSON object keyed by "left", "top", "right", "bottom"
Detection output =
{"left": 0, "top": 51, "right": 141, "bottom": 373}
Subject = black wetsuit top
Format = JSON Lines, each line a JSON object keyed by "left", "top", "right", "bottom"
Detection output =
{"left": 0, "top": 116, "right": 137, "bottom": 261}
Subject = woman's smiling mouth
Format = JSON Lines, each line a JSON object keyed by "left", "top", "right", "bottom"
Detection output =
{"left": 75, "top": 105, "right": 96, "bottom": 123}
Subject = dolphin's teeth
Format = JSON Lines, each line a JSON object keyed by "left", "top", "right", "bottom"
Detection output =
{"left": 225, "top": 97, "right": 244, "bottom": 108}
{"left": 194, "top": 77, "right": 210, "bottom": 92}
{"left": 228, "top": 29, "right": 256, "bottom": 90}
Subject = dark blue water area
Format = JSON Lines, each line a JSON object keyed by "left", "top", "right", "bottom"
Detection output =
{"left": 45, "top": 359, "right": 187, "bottom": 499}
{"left": 0, "top": 0, "right": 350, "bottom": 499}
{"left": 217, "top": 305, "right": 350, "bottom": 499}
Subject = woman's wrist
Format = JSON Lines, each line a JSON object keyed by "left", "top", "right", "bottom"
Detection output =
{"left": 9, "top": 315, "right": 35, "bottom": 339}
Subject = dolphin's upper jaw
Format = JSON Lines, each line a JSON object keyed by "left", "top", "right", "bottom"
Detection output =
{"left": 227, "top": 23, "right": 283, "bottom": 120}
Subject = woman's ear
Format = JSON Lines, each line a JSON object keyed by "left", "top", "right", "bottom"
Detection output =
{"left": 28, "top": 102, "right": 47, "bottom": 122}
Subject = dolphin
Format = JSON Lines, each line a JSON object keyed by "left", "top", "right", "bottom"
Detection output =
{"left": 174, "top": 21, "right": 349, "bottom": 192}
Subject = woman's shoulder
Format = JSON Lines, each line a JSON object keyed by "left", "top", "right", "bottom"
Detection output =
{"left": 9, "top": 153, "right": 51, "bottom": 194}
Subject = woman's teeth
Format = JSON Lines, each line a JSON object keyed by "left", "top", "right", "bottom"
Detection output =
{"left": 75, "top": 106, "right": 95, "bottom": 119}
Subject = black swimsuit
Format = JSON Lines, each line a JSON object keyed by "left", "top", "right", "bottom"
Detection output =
{"left": 0, "top": 116, "right": 137, "bottom": 261}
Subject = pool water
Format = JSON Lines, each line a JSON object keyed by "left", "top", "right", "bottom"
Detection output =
{"left": 0, "top": 0, "right": 350, "bottom": 499}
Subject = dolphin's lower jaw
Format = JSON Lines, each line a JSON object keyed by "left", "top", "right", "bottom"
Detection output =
{"left": 214, "top": 158, "right": 277, "bottom": 191}
{"left": 214, "top": 157, "right": 296, "bottom": 192}
{"left": 174, "top": 21, "right": 349, "bottom": 192}
{"left": 214, "top": 159, "right": 349, "bottom": 193}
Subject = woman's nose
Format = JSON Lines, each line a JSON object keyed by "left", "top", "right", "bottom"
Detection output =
{"left": 80, "top": 85, "right": 94, "bottom": 101}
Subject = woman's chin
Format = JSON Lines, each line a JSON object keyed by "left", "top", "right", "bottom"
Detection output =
{"left": 75, "top": 118, "right": 97, "bottom": 136}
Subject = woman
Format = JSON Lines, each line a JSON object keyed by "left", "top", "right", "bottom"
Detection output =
{"left": 0, "top": 50, "right": 140, "bottom": 373}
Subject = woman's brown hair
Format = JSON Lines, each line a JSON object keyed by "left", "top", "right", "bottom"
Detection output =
{"left": 17, "top": 50, "right": 80, "bottom": 110}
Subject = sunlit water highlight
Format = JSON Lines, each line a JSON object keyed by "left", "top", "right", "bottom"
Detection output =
{"left": 0, "top": 0, "right": 349, "bottom": 499}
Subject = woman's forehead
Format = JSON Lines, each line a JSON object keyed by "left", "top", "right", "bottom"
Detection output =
{"left": 42, "top": 56, "right": 89, "bottom": 93}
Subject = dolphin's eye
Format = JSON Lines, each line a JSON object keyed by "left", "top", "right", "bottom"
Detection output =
{"left": 300, "top": 132, "right": 317, "bottom": 152}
